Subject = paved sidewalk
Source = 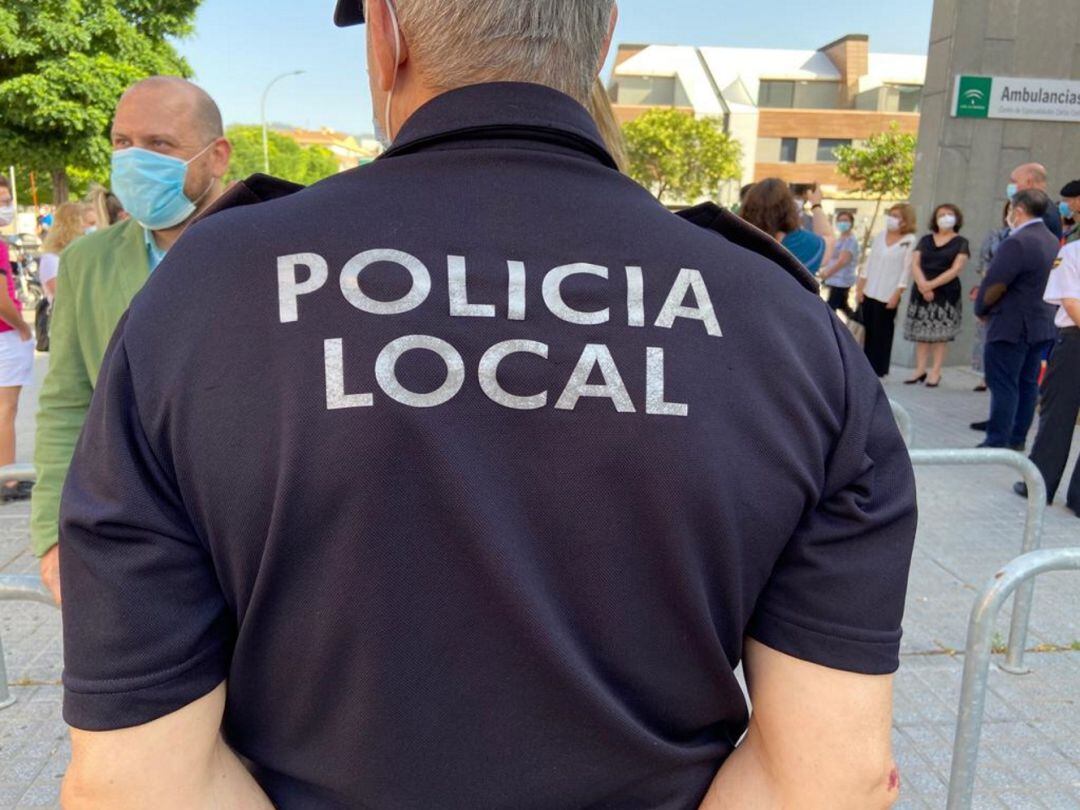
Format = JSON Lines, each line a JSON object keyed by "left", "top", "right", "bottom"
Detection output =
{"left": 0, "top": 359, "right": 1076, "bottom": 808}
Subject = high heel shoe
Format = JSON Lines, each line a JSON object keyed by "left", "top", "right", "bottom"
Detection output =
{"left": 904, "top": 373, "right": 928, "bottom": 385}
{"left": 926, "top": 376, "right": 941, "bottom": 388}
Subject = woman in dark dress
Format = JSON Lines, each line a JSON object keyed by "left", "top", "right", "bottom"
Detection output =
{"left": 904, "top": 204, "right": 970, "bottom": 387}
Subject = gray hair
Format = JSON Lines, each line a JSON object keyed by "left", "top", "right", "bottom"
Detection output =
{"left": 1011, "top": 188, "right": 1050, "bottom": 219}
{"left": 396, "top": 0, "right": 615, "bottom": 103}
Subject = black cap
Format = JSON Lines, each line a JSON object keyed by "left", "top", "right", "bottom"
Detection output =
{"left": 334, "top": 0, "right": 365, "bottom": 27}
{"left": 1060, "top": 180, "right": 1080, "bottom": 198}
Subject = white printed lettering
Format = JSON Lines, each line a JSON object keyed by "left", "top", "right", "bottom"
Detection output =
{"left": 324, "top": 339, "right": 374, "bottom": 410}
{"left": 278, "top": 253, "right": 329, "bottom": 324}
{"left": 655, "top": 269, "right": 722, "bottom": 337}
{"left": 375, "top": 335, "right": 465, "bottom": 408}
{"left": 448, "top": 256, "right": 496, "bottom": 318}
{"left": 479, "top": 340, "right": 549, "bottom": 410}
{"left": 340, "top": 249, "right": 431, "bottom": 315}
{"left": 542, "top": 264, "right": 610, "bottom": 325}
{"left": 555, "top": 344, "right": 636, "bottom": 413}
{"left": 645, "top": 347, "right": 688, "bottom": 417}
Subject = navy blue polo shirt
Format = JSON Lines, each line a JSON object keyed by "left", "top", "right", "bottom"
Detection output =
{"left": 60, "top": 83, "right": 917, "bottom": 809}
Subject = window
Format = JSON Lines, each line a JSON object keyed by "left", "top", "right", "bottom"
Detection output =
{"left": 759, "top": 80, "right": 795, "bottom": 108}
{"left": 816, "top": 139, "right": 851, "bottom": 162}
{"left": 759, "top": 80, "right": 842, "bottom": 109}
{"left": 615, "top": 76, "right": 677, "bottom": 106}
{"left": 895, "top": 85, "right": 922, "bottom": 113}
{"left": 779, "top": 138, "right": 798, "bottom": 163}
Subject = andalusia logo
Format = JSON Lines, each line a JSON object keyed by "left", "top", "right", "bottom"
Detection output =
{"left": 956, "top": 76, "right": 992, "bottom": 118}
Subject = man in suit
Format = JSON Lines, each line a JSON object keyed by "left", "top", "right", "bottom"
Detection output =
{"left": 975, "top": 189, "right": 1060, "bottom": 449}
{"left": 32, "top": 77, "right": 231, "bottom": 603}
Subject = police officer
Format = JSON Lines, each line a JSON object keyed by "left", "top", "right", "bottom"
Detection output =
{"left": 58, "top": 2, "right": 916, "bottom": 808}
{"left": 1060, "top": 179, "right": 1080, "bottom": 244}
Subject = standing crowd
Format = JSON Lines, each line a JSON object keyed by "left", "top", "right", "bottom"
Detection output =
{"left": 738, "top": 163, "right": 1079, "bottom": 517}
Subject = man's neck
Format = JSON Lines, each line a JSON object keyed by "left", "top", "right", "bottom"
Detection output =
{"left": 150, "top": 182, "right": 225, "bottom": 251}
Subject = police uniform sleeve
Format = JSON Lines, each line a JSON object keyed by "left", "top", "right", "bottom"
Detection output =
{"left": 746, "top": 316, "right": 917, "bottom": 675}
{"left": 59, "top": 316, "right": 233, "bottom": 730}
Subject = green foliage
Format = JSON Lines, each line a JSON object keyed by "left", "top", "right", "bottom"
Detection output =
{"left": 224, "top": 125, "right": 341, "bottom": 187}
{"left": 834, "top": 124, "right": 916, "bottom": 199}
{"left": 835, "top": 124, "right": 917, "bottom": 255}
{"left": 623, "top": 108, "right": 743, "bottom": 204}
{"left": 0, "top": 0, "right": 199, "bottom": 202}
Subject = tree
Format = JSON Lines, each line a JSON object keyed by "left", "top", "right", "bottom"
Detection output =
{"left": 835, "top": 124, "right": 917, "bottom": 257}
{"left": 224, "top": 126, "right": 341, "bottom": 187}
{"left": 623, "top": 108, "right": 743, "bottom": 205}
{"left": 0, "top": 0, "right": 199, "bottom": 203}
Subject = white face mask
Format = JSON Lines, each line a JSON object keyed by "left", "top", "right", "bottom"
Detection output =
{"left": 885, "top": 215, "right": 901, "bottom": 232}
{"left": 937, "top": 214, "right": 957, "bottom": 231}
{"left": 0, "top": 205, "right": 14, "bottom": 228}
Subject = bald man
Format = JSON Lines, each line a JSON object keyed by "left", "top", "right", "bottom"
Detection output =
{"left": 32, "top": 77, "right": 232, "bottom": 602}
{"left": 1009, "top": 162, "right": 1063, "bottom": 240}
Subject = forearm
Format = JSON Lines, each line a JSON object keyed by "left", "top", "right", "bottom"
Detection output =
{"left": 0, "top": 294, "right": 26, "bottom": 330}
{"left": 700, "top": 732, "right": 898, "bottom": 810}
{"left": 1063, "top": 298, "right": 1080, "bottom": 326}
{"left": 63, "top": 736, "right": 273, "bottom": 810}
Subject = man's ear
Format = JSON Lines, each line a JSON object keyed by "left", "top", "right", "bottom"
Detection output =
{"left": 211, "top": 138, "right": 232, "bottom": 179}
{"left": 368, "top": 0, "right": 408, "bottom": 93}
{"left": 596, "top": 3, "right": 619, "bottom": 77}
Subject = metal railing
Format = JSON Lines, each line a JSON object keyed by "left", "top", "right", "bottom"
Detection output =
{"left": 946, "top": 547, "right": 1080, "bottom": 809}
{"left": 906, "top": 449, "right": 1048, "bottom": 674}
{"left": 888, "top": 399, "right": 914, "bottom": 447}
{"left": 0, "top": 575, "right": 57, "bottom": 709}
{"left": 0, "top": 465, "right": 55, "bottom": 710}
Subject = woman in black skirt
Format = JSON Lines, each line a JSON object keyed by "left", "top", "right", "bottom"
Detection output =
{"left": 904, "top": 204, "right": 970, "bottom": 387}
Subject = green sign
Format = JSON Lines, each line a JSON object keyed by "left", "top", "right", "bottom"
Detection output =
{"left": 955, "top": 76, "right": 992, "bottom": 118}
{"left": 952, "top": 75, "right": 1080, "bottom": 122}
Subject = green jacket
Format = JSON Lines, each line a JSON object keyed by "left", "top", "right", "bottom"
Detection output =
{"left": 31, "top": 219, "right": 150, "bottom": 556}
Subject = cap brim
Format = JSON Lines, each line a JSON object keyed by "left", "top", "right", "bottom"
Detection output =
{"left": 334, "top": 0, "right": 365, "bottom": 27}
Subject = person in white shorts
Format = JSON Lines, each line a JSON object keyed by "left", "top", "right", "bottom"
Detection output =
{"left": 0, "top": 177, "right": 36, "bottom": 502}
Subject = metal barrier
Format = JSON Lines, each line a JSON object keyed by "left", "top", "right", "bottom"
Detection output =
{"left": 888, "top": 399, "right": 914, "bottom": 447}
{"left": 946, "top": 547, "right": 1080, "bottom": 810}
{"left": 907, "top": 449, "right": 1048, "bottom": 674}
{"left": 0, "top": 575, "right": 58, "bottom": 709}
{"left": 0, "top": 465, "right": 55, "bottom": 710}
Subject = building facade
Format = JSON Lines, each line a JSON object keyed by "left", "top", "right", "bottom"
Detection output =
{"left": 279, "top": 127, "right": 382, "bottom": 172}
{"left": 611, "top": 35, "right": 926, "bottom": 207}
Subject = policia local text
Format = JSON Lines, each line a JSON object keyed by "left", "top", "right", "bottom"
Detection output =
{"left": 278, "top": 250, "right": 725, "bottom": 418}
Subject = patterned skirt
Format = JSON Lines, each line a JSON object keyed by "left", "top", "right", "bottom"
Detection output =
{"left": 904, "top": 295, "right": 962, "bottom": 343}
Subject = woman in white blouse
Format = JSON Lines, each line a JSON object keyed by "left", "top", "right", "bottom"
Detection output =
{"left": 856, "top": 203, "right": 917, "bottom": 378}
{"left": 37, "top": 202, "right": 87, "bottom": 302}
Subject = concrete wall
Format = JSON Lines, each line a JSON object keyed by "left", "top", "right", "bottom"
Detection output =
{"left": 899, "top": 0, "right": 1080, "bottom": 368}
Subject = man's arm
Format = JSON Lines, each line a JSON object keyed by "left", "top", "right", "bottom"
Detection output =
{"left": 63, "top": 682, "right": 274, "bottom": 810}
{"left": 975, "top": 238, "right": 1021, "bottom": 317}
{"left": 699, "top": 640, "right": 898, "bottom": 809}
{"left": 1062, "top": 297, "right": 1080, "bottom": 326}
{"left": 32, "top": 261, "right": 92, "bottom": 602}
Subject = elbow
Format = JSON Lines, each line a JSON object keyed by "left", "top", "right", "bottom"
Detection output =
{"left": 844, "top": 759, "right": 901, "bottom": 810}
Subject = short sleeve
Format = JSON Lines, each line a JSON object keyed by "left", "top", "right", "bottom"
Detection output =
{"left": 38, "top": 253, "right": 59, "bottom": 285}
{"left": 747, "top": 316, "right": 917, "bottom": 675}
{"left": 959, "top": 237, "right": 972, "bottom": 256}
{"left": 59, "top": 317, "right": 233, "bottom": 731}
{"left": 1045, "top": 246, "right": 1080, "bottom": 305}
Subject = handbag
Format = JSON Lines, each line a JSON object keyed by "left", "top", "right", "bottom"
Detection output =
{"left": 35, "top": 298, "right": 50, "bottom": 353}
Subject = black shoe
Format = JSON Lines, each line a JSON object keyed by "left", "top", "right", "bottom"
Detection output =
{"left": 974, "top": 383, "right": 988, "bottom": 392}
{"left": 970, "top": 420, "right": 989, "bottom": 432}
{"left": 1013, "top": 481, "right": 1052, "bottom": 504}
{"left": 905, "top": 373, "right": 928, "bottom": 385}
{"left": 926, "top": 376, "right": 941, "bottom": 388}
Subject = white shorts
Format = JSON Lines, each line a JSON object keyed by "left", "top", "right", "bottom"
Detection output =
{"left": 0, "top": 330, "right": 35, "bottom": 388}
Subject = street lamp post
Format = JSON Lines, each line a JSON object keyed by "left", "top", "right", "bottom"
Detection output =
{"left": 261, "top": 71, "right": 305, "bottom": 175}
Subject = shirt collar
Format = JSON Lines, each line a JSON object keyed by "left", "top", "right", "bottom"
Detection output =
{"left": 380, "top": 82, "right": 616, "bottom": 170}
{"left": 143, "top": 227, "right": 168, "bottom": 272}
{"left": 1010, "top": 217, "right": 1041, "bottom": 235}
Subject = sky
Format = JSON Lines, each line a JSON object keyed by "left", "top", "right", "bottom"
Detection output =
{"left": 178, "top": 0, "right": 935, "bottom": 136}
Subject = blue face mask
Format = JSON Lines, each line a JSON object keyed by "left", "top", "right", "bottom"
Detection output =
{"left": 837, "top": 221, "right": 852, "bottom": 233}
{"left": 111, "top": 144, "right": 214, "bottom": 231}
{"left": 1060, "top": 201, "right": 1073, "bottom": 219}
{"left": 1006, "top": 182, "right": 1018, "bottom": 200}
